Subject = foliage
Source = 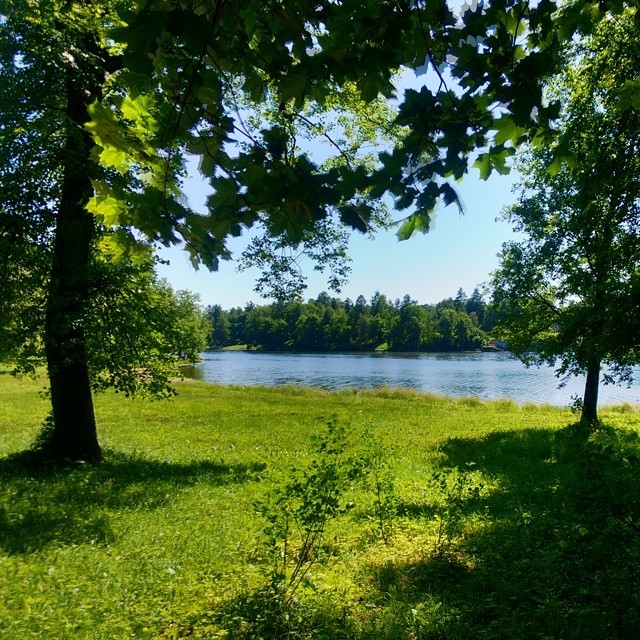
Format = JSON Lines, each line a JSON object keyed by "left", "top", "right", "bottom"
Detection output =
{"left": 427, "top": 469, "right": 485, "bottom": 558}
{"left": 389, "top": 303, "right": 439, "bottom": 351}
{"left": 239, "top": 218, "right": 355, "bottom": 302}
{"left": 0, "top": 237, "right": 209, "bottom": 399}
{"left": 234, "top": 80, "right": 401, "bottom": 301}
{"left": 255, "top": 419, "right": 363, "bottom": 604}
{"left": 0, "top": 1, "right": 57, "bottom": 374}
{"left": 106, "top": 0, "right": 636, "bottom": 256}
{"left": 368, "top": 0, "right": 636, "bottom": 236}
{"left": 360, "top": 429, "right": 399, "bottom": 544}
{"left": 1, "top": 0, "right": 408, "bottom": 460}
{"left": 489, "top": 12, "right": 640, "bottom": 425}
{"left": 206, "top": 288, "right": 492, "bottom": 352}
{"left": 85, "top": 259, "right": 210, "bottom": 398}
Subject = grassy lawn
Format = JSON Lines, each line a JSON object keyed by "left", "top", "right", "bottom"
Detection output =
{"left": 2, "top": 370, "right": 640, "bottom": 638}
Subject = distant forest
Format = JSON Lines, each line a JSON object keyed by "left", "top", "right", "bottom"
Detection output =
{"left": 205, "top": 288, "right": 499, "bottom": 352}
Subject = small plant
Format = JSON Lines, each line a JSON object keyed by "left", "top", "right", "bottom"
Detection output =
{"left": 255, "top": 418, "right": 362, "bottom": 604}
{"left": 360, "top": 429, "right": 398, "bottom": 544}
{"left": 428, "top": 469, "right": 484, "bottom": 558}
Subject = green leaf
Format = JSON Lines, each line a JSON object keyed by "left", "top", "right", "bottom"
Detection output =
{"left": 339, "top": 205, "right": 370, "bottom": 233}
{"left": 473, "top": 153, "right": 493, "bottom": 181}
{"left": 617, "top": 80, "right": 640, "bottom": 111}
{"left": 356, "top": 73, "right": 391, "bottom": 102}
{"left": 87, "top": 196, "right": 125, "bottom": 226}
{"left": 244, "top": 71, "right": 266, "bottom": 102}
{"left": 440, "top": 183, "right": 465, "bottom": 215}
{"left": 279, "top": 74, "right": 308, "bottom": 106}
{"left": 473, "top": 149, "right": 512, "bottom": 180}
{"left": 396, "top": 211, "right": 432, "bottom": 241}
{"left": 207, "top": 179, "right": 239, "bottom": 214}
{"left": 118, "top": 95, "right": 154, "bottom": 121}
{"left": 493, "top": 116, "right": 526, "bottom": 146}
{"left": 98, "top": 145, "right": 131, "bottom": 173}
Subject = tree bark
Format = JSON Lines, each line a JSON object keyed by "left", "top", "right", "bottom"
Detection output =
{"left": 581, "top": 361, "right": 600, "bottom": 429}
{"left": 41, "top": 53, "right": 101, "bottom": 462}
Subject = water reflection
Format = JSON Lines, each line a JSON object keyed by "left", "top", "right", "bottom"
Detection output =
{"left": 183, "top": 351, "right": 640, "bottom": 407}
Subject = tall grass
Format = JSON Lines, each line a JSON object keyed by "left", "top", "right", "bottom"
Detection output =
{"left": 1, "top": 370, "right": 640, "bottom": 638}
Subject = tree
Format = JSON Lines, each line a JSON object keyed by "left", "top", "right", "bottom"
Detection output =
{"left": 454, "top": 288, "right": 467, "bottom": 311}
{"left": 1, "top": 0, "right": 398, "bottom": 460}
{"left": 245, "top": 305, "right": 287, "bottom": 350}
{"left": 0, "top": 28, "right": 53, "bottom": 374}
{"left": 160, "top": 288, "right": 211, "bottom": 361}
{"left": 90, "top": 273, "right": 211, "bottom": 401}
{"left": 434, "top": 308, "right": 484, "bottom": 351}
{"left": 369, "top": 292, "right": 396, "bottom": 347}
{"left": 3, "top": 0, "right": 632, "bottom": 460}
{"left": 489, "top": 12, "right": 640, "bottom": 427}
{"left": 467, "top": 287, "right": 486, "bottom": 328}
{"left": 206, "top": 305, "right": 231, "bottom": 347}
{"left": 293, "top": 304, "right": 325, "bottom": 351}
{"left": 1, "top": 4, "right": 208, "bottom": 457}
{"left": 389, "top": 304, "right": 437, "bottom": 351}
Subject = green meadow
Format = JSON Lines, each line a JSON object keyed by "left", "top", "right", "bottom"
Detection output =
{"left": 2, "top": 370, "right": 640, "bottom": 639}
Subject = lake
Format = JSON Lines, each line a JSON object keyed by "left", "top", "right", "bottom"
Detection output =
{"left": 183, "top": 350, "right": 640, "bottom": 407}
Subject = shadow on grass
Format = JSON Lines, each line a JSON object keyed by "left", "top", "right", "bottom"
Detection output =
{"left": 0, "top": 450, "right": 266, "bottom": 554}
{"left": 175, "top": 585, "right": 358, "bottom": 640}
{"left": 362, "top": 423, "right": 640, "bottom": 639}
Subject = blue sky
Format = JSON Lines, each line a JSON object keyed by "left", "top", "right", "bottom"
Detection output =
{"left": 156, "top": 166, "right": 520, "bottom": 309}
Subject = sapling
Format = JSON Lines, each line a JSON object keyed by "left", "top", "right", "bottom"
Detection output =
{"left": 360, "top": 429, "right": 398, "bottom": 544}
{"left": 255, "top": 418, "right": 363, "bottom": 603}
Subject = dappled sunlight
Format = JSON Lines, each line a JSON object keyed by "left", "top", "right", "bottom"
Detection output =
{"left": 0, "top": 452, "right": 265, "bottom": 555}
{"left": 352, "top": 424, "right": 640, "bottom": 638}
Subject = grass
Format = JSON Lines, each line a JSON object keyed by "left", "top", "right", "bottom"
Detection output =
{"left": 2, "top": 370, "right": 640, "bottom": 638}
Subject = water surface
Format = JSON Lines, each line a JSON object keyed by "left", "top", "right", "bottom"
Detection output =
{"left": 184, "top": 350, "right": 640, "bottom": 407}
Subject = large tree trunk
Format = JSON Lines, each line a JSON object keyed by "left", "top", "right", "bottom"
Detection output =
{"left": 580, "top": 361, "right": 600, "bottom": 429}
{"left": 41, "top": 54, "right": 101, "bottom": 462}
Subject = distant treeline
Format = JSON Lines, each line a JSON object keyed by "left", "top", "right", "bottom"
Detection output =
{"left": 205, "top": 288, "right": 498, "bottom": 352}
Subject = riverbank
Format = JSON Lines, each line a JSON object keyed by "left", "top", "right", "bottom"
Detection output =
{"left": 2, "top": 376, "right": 640, "bottom": 638}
